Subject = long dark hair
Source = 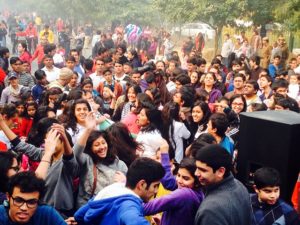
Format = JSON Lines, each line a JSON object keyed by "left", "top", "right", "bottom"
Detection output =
{"left": 65, "top": 98, "right": 91, "bottom": 133}
{"left": 124, "top": 83, "right": 142, "bottom": 103}
{"left": 134, "top": 93, "right": 153, "bottom": 115}
{"left": 191, "top": 100, "right": 211, "bottom": 126}
{"left": 27, "top": 117, "right": 58, "bottom": 147}
{"left": 161, "top": 101, "right": 180, "bottom": 152}
{"left": 23, "top": 102, "right": 38, "bottom": 120}
{"left": 84, "top": 130, "right": 116, "bottom": 165}
{"left": 0, "top": 152, "right": 18, "bottom": 192}
{"left": 178, "top": 157, "right": 200, "bottom": 188}
{"left": 190, "top": 100, "right": 211, "bottom": 138}
{"left": 41, "top": 87, "right": 63, "bottom": 110}
{"left": 107, "top": 122, "right": 141, "bottom": 167}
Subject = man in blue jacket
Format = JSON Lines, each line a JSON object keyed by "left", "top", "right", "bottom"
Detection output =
{"left": 75, "top": 157, "right": 165, "bottom": 225}
{"left": 0, "top": 171, "right": 66, "bottom": 225}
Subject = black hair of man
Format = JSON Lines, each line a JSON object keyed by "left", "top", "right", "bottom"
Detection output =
{"left": 272, "top": 78, "right": 289, "bottom": 91}
{"left": 7, "top": 171, "right": 45, "bottom": 197}
{"left": 179, "top": 85, "right": 195, "bottom": 107}
{"left": 209, "top": 113, "right": 229, "bottom": 138}
{"left": 175, "top": 74, "right": 191, "bottom": 85}
{"left": 9, "top": 57, "right": 21, "bottom": 65}
{"left": 0, "top": 47, "right": 9, "bottom": 58}
{"left": 195, "top": 144, "right": 232, "bottom": 177}
{"left": 126, "top": 157, "right": 165, "bottom": 189}
{"left": 34, "top": 69, "right": 47, "bottom": 80}
{"left": 44, "top": 44, "right": 56, "bottom": 55}
{"left": 250, "top": 55, "right": 261, "bottom": 66}
{"left": 84, "top": 59, "right": 94, "bottom": 71}
{"left": 246, "top": 80, "right": 259, "bottom": 91}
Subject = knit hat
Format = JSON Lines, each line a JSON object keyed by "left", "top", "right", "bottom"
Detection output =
{"left": 59, "top": 68, "right": 73, "bottom": 80}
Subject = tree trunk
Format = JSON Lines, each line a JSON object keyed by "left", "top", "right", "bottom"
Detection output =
{"left": 214, "top": 25, "right": 223, "bottom": 55}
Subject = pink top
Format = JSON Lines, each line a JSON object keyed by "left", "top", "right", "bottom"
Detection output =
{"left": 121, "top": 112, "right": 140, "bottom": 135}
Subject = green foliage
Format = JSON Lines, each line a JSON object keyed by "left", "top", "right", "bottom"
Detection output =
{"left": 153, "top": 0, "right": 248, "bottom": 29}
{"left": 0, "top": 0, "right": 158, "bottom": 26}
{"left": 274, "top": 0, "right": 300, "bottom": 31}
{"left": 246, "top": 0, "right": 278, "bottom": 26}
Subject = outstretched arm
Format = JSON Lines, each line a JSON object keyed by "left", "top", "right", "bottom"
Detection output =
{"left": 159, "top": 139, "right": 177, "bottom": 191}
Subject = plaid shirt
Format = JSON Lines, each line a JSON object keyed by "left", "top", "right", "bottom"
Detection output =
{"left": 250, "top": 194, "right": 300, "bottom": 225}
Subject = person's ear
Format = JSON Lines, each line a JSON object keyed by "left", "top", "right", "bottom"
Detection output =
{"left": 180, "top": 100, "right": 185, "bottom": 107}
{"left": 253, "top": 185, "right": 259, "bottom": 194}
{"left": 216, "top": 167, "right": 226, "bottom": 178}
{"left": 136, "top": 179, "right": 147, "bottom": 191}
{"left": 6, "top": 192, "right": 10, "bottom": 202}
{"left": 211, "top": 126, "right": 217, "bottom": 134}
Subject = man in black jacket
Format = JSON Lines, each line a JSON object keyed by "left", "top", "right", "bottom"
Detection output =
{"left": 194, "top": 144, "right": 251, "bottom": 225}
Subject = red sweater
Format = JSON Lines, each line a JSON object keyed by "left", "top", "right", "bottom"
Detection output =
{"left": 31, "top": 44, "right": 44, "bottom": 64}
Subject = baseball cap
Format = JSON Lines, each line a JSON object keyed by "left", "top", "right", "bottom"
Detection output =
{"left": 8, "top": 72, "right": 18, "bottom": 80}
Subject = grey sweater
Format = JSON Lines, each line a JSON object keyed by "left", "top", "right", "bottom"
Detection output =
{"left": 73, "top": 144, "right": 128, "bottom": 208}
{"left": 194, "top": 173, "right": 251, "bottom": 225}
{"left": 11, "top": 138, "right": 79, "bottom": 211}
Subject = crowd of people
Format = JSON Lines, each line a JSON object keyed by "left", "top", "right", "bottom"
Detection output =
{"left": 0, "top": 11, "right": 300, "bottom": 225}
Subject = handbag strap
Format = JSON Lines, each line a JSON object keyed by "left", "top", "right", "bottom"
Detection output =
{"left": 91, "top": 164, "right": 97, "bottom": 196}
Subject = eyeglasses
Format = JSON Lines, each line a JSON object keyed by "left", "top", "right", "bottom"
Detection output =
{"left": 10, "top": 165, "right": 19, "bottom": 172}
{"left": 11, "top": 196, "right": 39, "bottom": 209}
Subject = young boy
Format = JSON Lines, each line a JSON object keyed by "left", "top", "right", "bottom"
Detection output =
{"left": 32, "top": 69, "right": 47, "bottom": 104}
{"left": 251, "top": 167, "right": 300, "bottom": 225}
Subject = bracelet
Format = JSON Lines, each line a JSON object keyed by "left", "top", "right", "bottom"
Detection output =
{"left": 41, "top": 160, "right": 51, "bottom": 164}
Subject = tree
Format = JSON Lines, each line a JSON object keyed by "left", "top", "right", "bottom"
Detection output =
{"left": 0, "top": 0, "right": 158, "bottom": 27}
{"left": 153, "top": 0, "right": 248, "bottom": 53}
{"left": 274, "top": 0, "right": 300, "bottom": 32}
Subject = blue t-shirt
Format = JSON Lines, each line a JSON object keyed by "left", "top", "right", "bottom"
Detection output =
{"left": 220, "top": 135, "right": 234, "bottom": 155}
{"left": 0, "top": 204, "right": 66, "bottom": 225}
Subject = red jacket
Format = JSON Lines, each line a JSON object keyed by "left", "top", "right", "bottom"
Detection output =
{"left": 0, "top": 67, "right": 6, "bottom": 84}
{"left": 31, "top": 44, "right": 44, "bottom": 64}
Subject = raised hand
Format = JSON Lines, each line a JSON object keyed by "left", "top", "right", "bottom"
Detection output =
{"left": 114, "top": 171, "right": 127, "bottom": 183}
{"left": 44, "top": 129, "right": 60, "bottom": 157}
{"left": 51, "top": 123, "right": 68, "bottom": 142}
{"left": 85, "top": 111, "right": 97, "bottom": 130}
{"left": 159, "top": 138, "right": 169, "bottom": 154}
{"left": 65, "top": 217, "right": 78, "bottom": 225}
{"left": 0, "top": 113, "right": 4, "bottom": 123}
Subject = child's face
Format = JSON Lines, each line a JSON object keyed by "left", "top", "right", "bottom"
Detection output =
{"left": 27, "top": 105, "right": 36, "bottom": 117}
{"left": 16, "top": 105, "right": 25, "bottom": 116}
{"left": 255, "top": 186, "right": 280, "bottom": 205}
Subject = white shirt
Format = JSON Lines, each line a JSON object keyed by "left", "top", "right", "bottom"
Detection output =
{"left": 0, "top": 131, "right": 11, "bottom": 149}
{"left": 89, "top": 72, "right": 105, "bottom": 90}
{"left": 66, "top": 123, "right": 85, "bottom": 145}
{"left": 136, "top": 129, "right": 164, "bottom": 158}
{"left": 42, "top": 66, "right": 61, "bottom": 83}
{"left": 221, "top": 39, "right": 234, "bottom": 58}
{"left": 171, "top": 120, "right": 191, "bottom": 163}
{"left": 294, "top": 66, "right": 300, "bottom": 74}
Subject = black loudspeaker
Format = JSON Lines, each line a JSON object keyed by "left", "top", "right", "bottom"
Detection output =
{"left": 236, "top": 110, "right": 300, "bottom": 202}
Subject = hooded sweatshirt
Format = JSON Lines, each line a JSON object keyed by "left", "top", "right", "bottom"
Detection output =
{"left": 74, "top": 183, "right": 149, "bottom": 225}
